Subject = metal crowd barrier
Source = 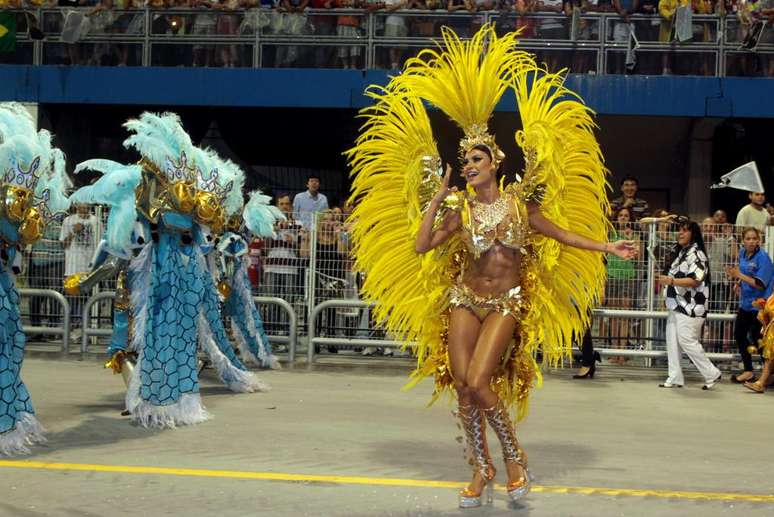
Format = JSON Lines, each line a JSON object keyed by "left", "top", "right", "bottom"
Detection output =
{"left": 80, "top": 291, "right": 115, "bottom": 353}
{"left": 307, "top": 299, "right": 408, "bottom": 363}
{"left": 254, "top": 296, "right": 298, "bottom": 363}
{"left": 305, "top": 303, "right": 742, "bottom": 364}
{"left": 77, "top": 292, "right": 298, "bottom": 362}
{"left": 593, "top": 308, "right": 738, "bottom": 361}
{"left": 18, "top": 211, "right": 774, "bottom": 368}
{"left": 18, "top": 288, "right": 71, "bottom": 353}
{"left": 2, "top": 8, "right": 772, "bottom": 76}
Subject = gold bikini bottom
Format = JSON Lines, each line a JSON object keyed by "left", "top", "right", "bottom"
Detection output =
{"left": 449, "top": 283, "right": 525, "bottom": 322}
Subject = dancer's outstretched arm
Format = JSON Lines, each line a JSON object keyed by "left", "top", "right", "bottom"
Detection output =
{"left": 527, "top": 203, "right": 637, "bottom": 259}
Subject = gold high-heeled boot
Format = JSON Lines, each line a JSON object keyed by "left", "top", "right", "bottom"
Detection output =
{"left": 457, "top": 404, "right": 496, "bottom": 508}
{"left": 483, "top": 400, "right": 533, "bottom": 502}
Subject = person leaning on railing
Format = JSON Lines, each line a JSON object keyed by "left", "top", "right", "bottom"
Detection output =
{"left": 700, "top": 216, "right": 736, "bottom": 351}
{"left": 300, "top": 209, "right": 349, "bottom": 351}
{"left": 639, "top": 210, "right": 678, "bottom": 341}
{"left": 658, "top": 0, "right": 688, "bottom": 74}
{"left": 335, "top": 0, "right": 363, "bottom": 69}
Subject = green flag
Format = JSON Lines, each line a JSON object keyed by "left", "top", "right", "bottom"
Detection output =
{"left": 0, "top": 12, "right": 17, "bottom": 53}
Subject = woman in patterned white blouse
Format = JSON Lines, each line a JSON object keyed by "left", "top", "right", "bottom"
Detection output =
{"left": 657, "top": 219, "right": 722, "bottom": 390}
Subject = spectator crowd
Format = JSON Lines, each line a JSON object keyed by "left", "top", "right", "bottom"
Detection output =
{"left": 600, "top": 174, "right": 774, "bottom": 390}
{"left": 1, "top": 0, "right": 772, "bottom": 74}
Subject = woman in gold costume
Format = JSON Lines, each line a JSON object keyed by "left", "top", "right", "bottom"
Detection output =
{"left": 347, "top": 25, "right": 635, "bottom": 508}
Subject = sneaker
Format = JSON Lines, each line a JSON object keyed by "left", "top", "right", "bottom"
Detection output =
{"left": 361, "top": 347, "right": 376, "bottom": 356}
{"left": 702, "top": 374, "right": 722, "bottom": 390}
{"left": 658, "top": 381, "right": 683, "bottom": 388}
{"left": 383, "top": 348, "right": 394, "bottom": 356}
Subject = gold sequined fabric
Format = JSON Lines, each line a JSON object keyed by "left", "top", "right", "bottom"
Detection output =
{"left": 449, "top": 282, "right": 525, "bottom": 321}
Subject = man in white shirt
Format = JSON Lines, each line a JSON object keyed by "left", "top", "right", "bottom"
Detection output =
{"left": 60, "top": 204, "right": 102, "bottom": 328}
{"left": 736, "top": 192, "right": 770, "bottom": 232}
{"left": 293, "top": 175, "right": 329, "bottom": 229}
{"left": 264, "top": 194, "right": 303, "bottom": 336}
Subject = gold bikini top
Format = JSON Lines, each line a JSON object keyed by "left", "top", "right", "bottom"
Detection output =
{"left": 441, "top": 182, "right": 545, "bottom": 260}
{"left": 460, "top": 192, "right": 529, "bottom": 258}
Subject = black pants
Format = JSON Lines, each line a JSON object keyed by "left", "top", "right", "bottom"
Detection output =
{"left": 734, "top": 308, "right": 762, "bottom": 372}
{"left": 27, "top": 261, "right": 63, "bottom": 326}
{"left": 580, "top": 328, "right": 595, "bottom": 367}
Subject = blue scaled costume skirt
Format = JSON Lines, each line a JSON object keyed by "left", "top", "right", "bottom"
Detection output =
{"left": 0, "top": 263, "right": 45, "bottom": 455}
{"left": 125, "top": 234, "right": 266, "bottom": 429}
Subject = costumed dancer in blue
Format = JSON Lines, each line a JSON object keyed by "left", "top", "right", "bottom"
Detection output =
{"left": 67, "top": 112, "right": 264, "bottom": 429}
{"left": 188, "top": 146, "right": 271, "bottom": 389}
{"left": 216, "top": 189, "right": 284, "bottom": 369}
{"left": 0, "top": 102, "right": 70, "bottom": 454}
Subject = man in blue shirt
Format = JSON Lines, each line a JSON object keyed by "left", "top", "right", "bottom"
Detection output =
{"left": 293, "top": 174, "right": 329, "bottom": 229}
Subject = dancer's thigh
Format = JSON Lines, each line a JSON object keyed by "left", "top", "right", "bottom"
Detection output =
{"left": 448, "top": 307, "right": 482, "bottom": 386}
{"left": 466, "top": 313, "right": 518, "bottom": 389}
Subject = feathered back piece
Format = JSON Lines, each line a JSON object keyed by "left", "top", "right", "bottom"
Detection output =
{"left": 243, "top": 190, "right": 284, "bottom": 238}
{"left": 219, "top": 158, "right": 246, "bottom": 218}
{"left": 510, "top": 66, "right": 611, "bottom": 372}
{"left": 71, "top": 159, "right": 142, "bottom": 253}
{"left": 123, "top": 112, "right": 196, "bottom": 184}
{"left": 347, "top": 89, "right": 455, "bottom": 370}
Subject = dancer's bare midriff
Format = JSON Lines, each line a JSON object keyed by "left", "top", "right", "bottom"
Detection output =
{"left": 461, "top": 241, "right": 521, "bottom": 296}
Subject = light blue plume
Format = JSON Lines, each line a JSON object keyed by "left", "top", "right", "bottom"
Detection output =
{"left": 189, "top": 147, "right": 213, "bottom": 182}
{"left": 0, "top": 103, "right": 36, "bottom": 143}
{"left": 38, "top": 147, "right": 72, "bottom": 218}
{"left": 71, "top": 159, "right": 142, "bottom": 252}
{"left": 0, "top": 103, "right": 72, "bottom": 225}
{"left": 219, "top": 157, "right": 245, "bottom": 217}
{"left": 243, "top": 190, "right": 285, "bottom": 238}
{"left": 123, "top": 112, "right": 193, "bottom": 171}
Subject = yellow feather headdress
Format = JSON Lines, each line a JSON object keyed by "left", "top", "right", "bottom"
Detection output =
{"left": 396, "top": 26, "right": 532, "bottom": 168}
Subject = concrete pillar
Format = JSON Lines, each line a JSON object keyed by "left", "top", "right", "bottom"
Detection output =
{"left": 21, "top": 102, "right": 38, "bottom": 129}
{"left": 685, "top": 117, "right": 722, "bottom": 220}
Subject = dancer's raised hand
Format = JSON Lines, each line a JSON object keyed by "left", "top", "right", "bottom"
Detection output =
{"left": 432, "top": 164, "right": 458, "bottom": 205}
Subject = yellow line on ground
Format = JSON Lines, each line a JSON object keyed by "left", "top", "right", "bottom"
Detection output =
{"left": 1, "top": 460, "right": 773, "bottom": 503}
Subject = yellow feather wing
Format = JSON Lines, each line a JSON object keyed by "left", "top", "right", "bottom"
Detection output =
{"left": 346, "top": 86, "right": 460, "bottom": 391}
{"left": 511, "top": 66, "right": 612, "bottom": 369}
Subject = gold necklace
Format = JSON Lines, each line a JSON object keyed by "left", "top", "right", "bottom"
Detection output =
{"left": 471, "top": 196, "right": 508, "bottom": 232}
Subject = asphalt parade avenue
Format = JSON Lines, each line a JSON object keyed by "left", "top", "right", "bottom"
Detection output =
{"left": 2, "top": 356, "right": 773, "bottom": 516}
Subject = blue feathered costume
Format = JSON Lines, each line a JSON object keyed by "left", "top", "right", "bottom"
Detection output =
{"left": 68, "top": 113, "right": 267, "bottom": 428}
{"left": 216, "top": 190, "right": 285, "bottom": 369}
{"left": 0, "top": 103, "right": 70, "bottom": 455}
